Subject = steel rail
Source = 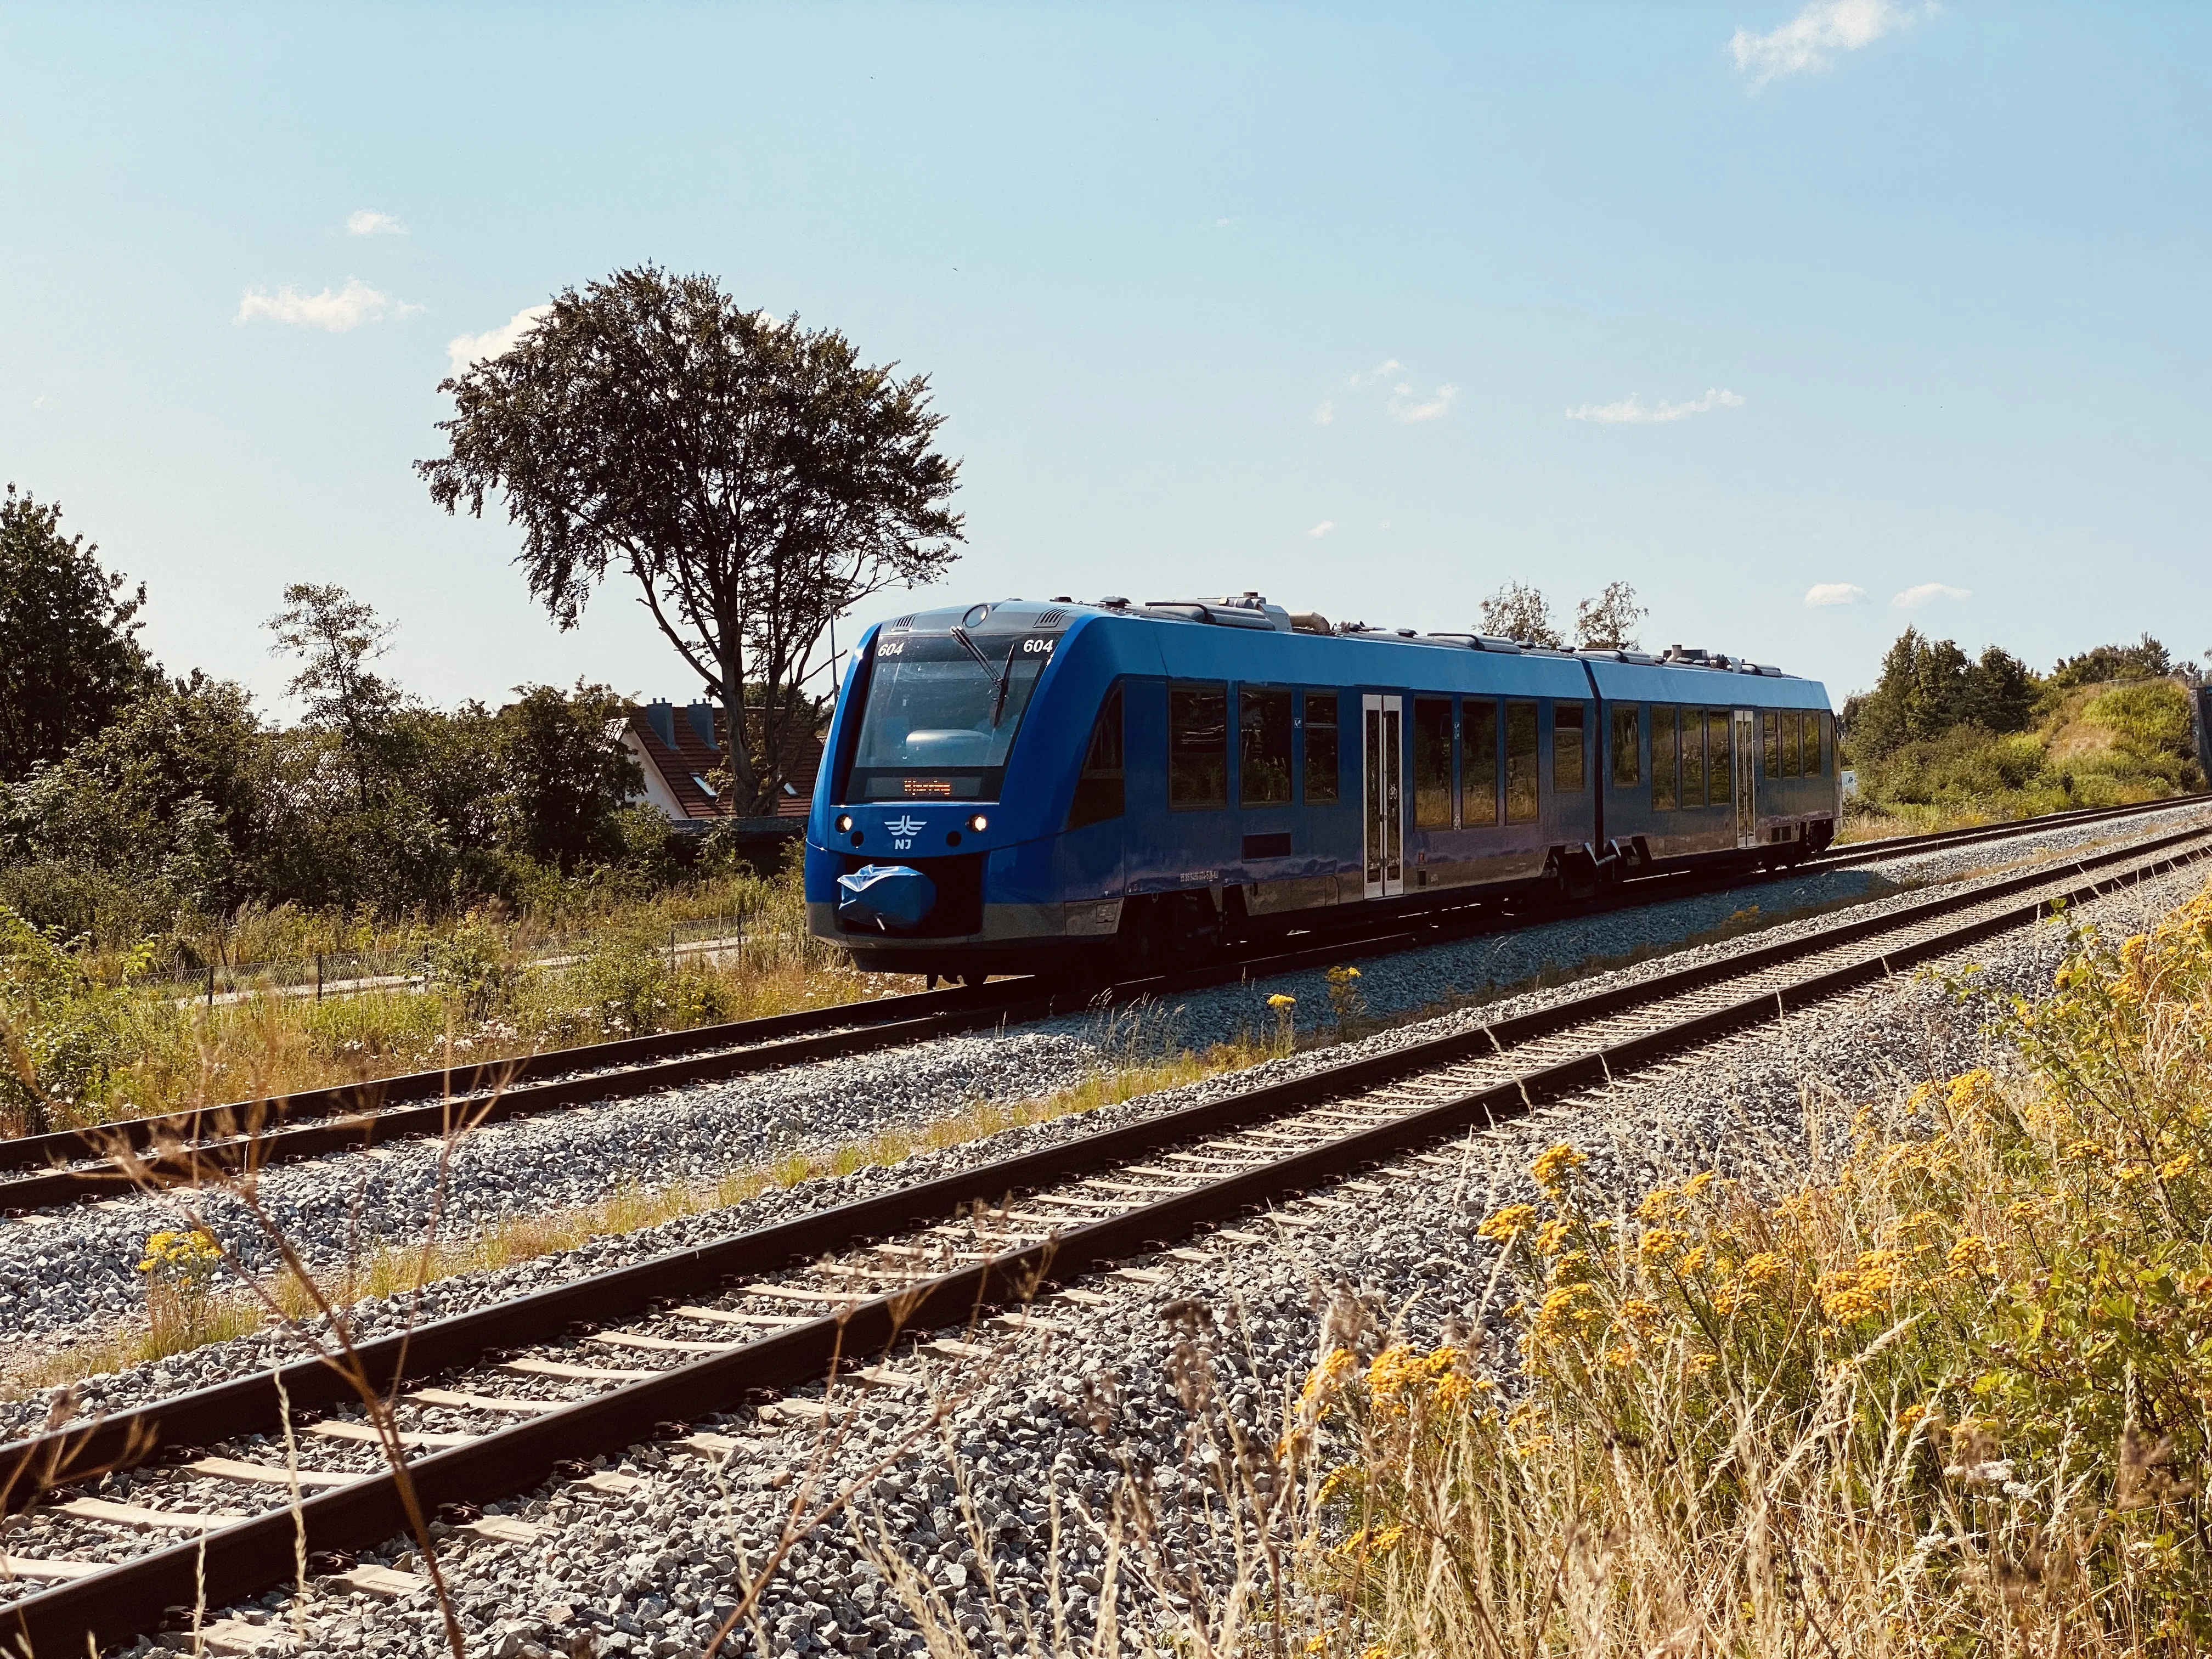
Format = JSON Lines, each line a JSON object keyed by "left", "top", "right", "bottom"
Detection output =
{"left": 1798, "top": 789, "right": 2209, "bottom": 869}
{"left": 4, "top": 790, "right": 2202, "bottom": 1216}
{"left": 4, "top": 822, "right": 2209, "bottom": 1654}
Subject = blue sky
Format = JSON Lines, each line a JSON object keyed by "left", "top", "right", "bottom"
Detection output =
{"left": 2, "top": 2, "right": 2205, "bottom": 716}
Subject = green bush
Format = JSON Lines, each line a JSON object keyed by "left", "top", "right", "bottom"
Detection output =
{"left": 0, "top": 905, "right": 151, "bottom": 1133}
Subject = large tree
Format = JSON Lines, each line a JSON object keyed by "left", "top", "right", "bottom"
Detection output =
{"left": 0, "top": 484, "right": 157, "bottom": 780}
{"left": 417, "top": 266, "right": 963, "bottom": 812}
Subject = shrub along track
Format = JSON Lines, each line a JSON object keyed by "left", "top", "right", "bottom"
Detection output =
{"left": 2, "top": 792, "right": 2199, "bottom": 1218}
{"left": 2, "top": 814, "right": 2208, "bottom": 1656}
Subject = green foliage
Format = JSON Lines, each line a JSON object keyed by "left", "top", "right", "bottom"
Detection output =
{"left": 418, "top": 264, "right": 963, "bottom": 812}
{"left": 2049, "top": 631, "right": 2173, "bottom": 692}
{"left": 0, "top": 484, "right": 159, "bottom": 782}
{"left": 2085, "top": 678, "right": 2194, "bottom": 754}
{"left": 0, "top": 905, "right": 151, "bottom": 1134}
{"left": 1846, "top": 626, "right": 2200, "bottom": 828}
{"left": 0, "top": 672, "right": 266, "bottom": 934}
{"left": 1843, "top": 628, "right": 2038, "bottom": 763}
{"left": 1476, "top": 581, "right": 1566, "bottom": 648}
{"left": 490, "top": 680, "right": 645, "bottom": 872}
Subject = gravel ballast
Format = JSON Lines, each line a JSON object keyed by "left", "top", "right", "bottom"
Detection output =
{"left": 4, "top": 804, "right": 2205, "bottom": 1426}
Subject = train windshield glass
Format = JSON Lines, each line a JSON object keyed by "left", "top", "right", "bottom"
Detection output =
{"left": 845, "top": 631, "right": 1059, "bottom": 800}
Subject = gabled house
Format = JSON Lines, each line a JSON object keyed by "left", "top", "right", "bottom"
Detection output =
{"left": 612, "top": 699, "right": 825, "bottom": 834}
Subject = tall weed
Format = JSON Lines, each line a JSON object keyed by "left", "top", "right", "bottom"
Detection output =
{"left": 1296, "top": 888, "right": 2212, "bottom": 1654}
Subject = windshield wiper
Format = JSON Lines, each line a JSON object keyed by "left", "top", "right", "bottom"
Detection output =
{"left": 990, "top": 639, "right": 1018, "bottom": 726}
{"left": 950, "top": 627, "right": 1015, "bottom": 725}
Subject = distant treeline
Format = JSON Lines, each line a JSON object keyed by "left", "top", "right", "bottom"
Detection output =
{"left": 1842, "top": 628, "right": 2202, "bottom": 819}
{"left": 1, "top": 488, "right": 699, "bottom": 950}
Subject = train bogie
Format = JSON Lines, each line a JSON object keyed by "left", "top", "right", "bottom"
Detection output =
{"left": 806, "top": 598, "right": 1841, "bottom": 978}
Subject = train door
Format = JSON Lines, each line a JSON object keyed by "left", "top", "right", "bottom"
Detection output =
{"left": 1733, "top": 708, "right": 1758, "bottom": 848}
{"left": 1362, "top": 694, "right": 1403, "bottom": 899}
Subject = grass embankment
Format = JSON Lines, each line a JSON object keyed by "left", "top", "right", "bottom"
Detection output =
{"left": 1845, "top": 675, "right": 2203, "bottom": 838}
{"left": 1298, "top": 889, "right": 2212, "bottom": 1655}
{"left": 0, "top": 860, "right": 881, "bottom": 1136}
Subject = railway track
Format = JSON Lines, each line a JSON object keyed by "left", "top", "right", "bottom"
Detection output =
{"left": 3, "top": 812, "right": 2208, "bottom": 1655}
{"left": 3, "top": 791, "right": 2200, "bottom": 1217}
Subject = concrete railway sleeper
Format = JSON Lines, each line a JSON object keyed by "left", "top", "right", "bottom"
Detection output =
{"left": 2, "top": 791, "right": 2199, "bottom": 1216}
{"left": 2, "top": 820, "right": 2209, "bottom": 1652}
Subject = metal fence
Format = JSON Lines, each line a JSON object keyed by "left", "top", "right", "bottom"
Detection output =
{"left": 148, "top": 914, "right": 757, "bottom": 1006}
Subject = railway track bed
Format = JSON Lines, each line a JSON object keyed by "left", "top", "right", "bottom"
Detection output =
{"left": 8, "top": 799, "right": 2208, "bottom": 1434}
{"left": 5, "top": 815, "right": 2210, "bottom": 1655}
{"left": 4, "top": 792, "right": 2196, "bottom": 1220}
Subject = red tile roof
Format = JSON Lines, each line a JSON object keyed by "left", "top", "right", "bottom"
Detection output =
{"left": 622, "top": 702, "right": 823, "bottom": 821}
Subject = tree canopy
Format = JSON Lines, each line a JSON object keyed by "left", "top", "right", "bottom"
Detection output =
{"left": 1477, "top": 580, "right": 1646, "bottom": 651}
{"left": 418, "top": 266, "right": 963, "bottom": 812}
{"left": 1478, "top": 582, "right": 1566, "bottom": 648}
{"left": 1573, "top": 581, "right": 1647, "bottom": 651}
{"left": 0, "top": 485, "right": 157, "bottom": 781}
{"left": 2049, "top": 634, "right": 2172, "bottom": 692}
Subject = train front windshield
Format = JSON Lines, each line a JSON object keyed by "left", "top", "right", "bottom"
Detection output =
{"left": 845, "top": 630, "right": 1059, "bottom": 802}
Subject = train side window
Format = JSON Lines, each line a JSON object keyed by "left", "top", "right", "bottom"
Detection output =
{"left": 1168, "top": 681, "right": 1228, "bottom": 809}
{"left": 1504, "top": 701, "right": 1539, "bottom": 823}
{"left": 1812, "top": 710, "right": 1830, "bottom": 775}
{"left": 1684, "top": 706, "right": 1707, "bottom": 806}
{"left": 1068, "top": 685, "right": 1125, "bottom": 830}
{"left": 1610, "top": 705, "right": 1640, "bottom": 787}
{"left": 1554, "top": 702, "right": 1587, "bottom": 791}
{"left": 1463, "top": 698, "right": 1499, "bottom": 825}
{"left": 1653, "top": 705, "right": 1678, "bottom": 810}
{"left": 1239, "top": 685, "right": 1294, "bottom": 805}
{"left": 1762, "top": 710, "right": 1780, "bottom": 778}
{"left": 1412, "top": 697, "right": 1454, "bottom": 828}
{"left": 1781, "top": 708, "right": 1801, "bottom": 777}
{"left": 1301, "top": 690, "right": 1340, "bottom": 802}
{"left": 1706, "top": 709, "right": 1733, "bottom": 805}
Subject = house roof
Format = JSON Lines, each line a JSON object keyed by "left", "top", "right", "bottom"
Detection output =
{"left": 620, "top": 702, "right": 825, "bottom": 821}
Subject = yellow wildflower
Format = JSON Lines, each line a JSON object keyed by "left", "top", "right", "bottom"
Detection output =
{"left": 1531, "top": 1143, "right": 1587, "bottom": 1193}
{"left": 1476, "top": 1203, "right": 1540, "bottom": 1243}
{"left": 1946, "top": 1236, "right": 1995, "bottom": 1278}
{"left": 1742, "top": 1252, "right": 1785, "bottom": 1285}
{"left": 1635, "top": 1187, "right": 1682, "bottom": 1222}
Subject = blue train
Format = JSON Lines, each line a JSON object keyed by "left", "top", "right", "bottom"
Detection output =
{"left": 805, "top": 594, "right": 1840, "bottom": 979}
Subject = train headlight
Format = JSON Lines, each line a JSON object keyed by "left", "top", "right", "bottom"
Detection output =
{"left": 967, "top": 814, "right": 989, "bottom": 832}
{"left": 834, "top": 814, "right": 853, "bottom": 833}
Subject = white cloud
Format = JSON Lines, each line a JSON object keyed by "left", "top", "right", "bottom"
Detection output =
{"left": 1312, "top": 399, "right": 1335, "bottom": 426}
{"left": 1348, "top": 358, "right": 1401, "bottom": 387}
{"left": 346, "top": 209, "right": 407, "bottom": 236}
{"left": 236, "top": 279, "right": 414, "bottom": 331}
{"left": 1804, "top": 582, "right": 1867, "bottom": 607}
{"left": 1308, "top": 521, "right": 1338, "bottom": 539}
{"left": 1567, "top": 387, "right": 1746, "bottom": 424}
{"left": 1389, "top": 382, "right": 1458, "bottom": 423}
{"left": 1729, "top": 0, "right": 1928, "bottom": 89}
{"left": 445, "top": 304, "right": 555, "bottom": 374}
{"left": 1892, "top": 582, "right": 1970, "bottom": 608}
